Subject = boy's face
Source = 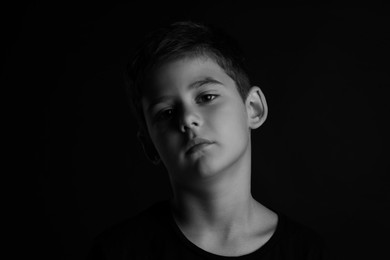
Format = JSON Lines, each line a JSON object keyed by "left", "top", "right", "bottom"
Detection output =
{"left": 140, "top": 56, "right": 265, "bottom": 185}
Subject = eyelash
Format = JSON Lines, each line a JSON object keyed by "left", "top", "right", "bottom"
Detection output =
{"left": 196, "top": 94, "right": 218, "bottom": 103}
{"left": 154, "top": 94, "right": 219, "bottom": 121}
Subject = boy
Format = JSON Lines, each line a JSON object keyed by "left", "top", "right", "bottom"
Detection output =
{"left": 87, "top": 21, "right": 324, "bottom": 259}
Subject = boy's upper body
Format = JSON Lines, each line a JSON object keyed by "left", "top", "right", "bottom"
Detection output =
{"left": 87, "top": 21, "right": 325, "bottom": 259}
{"left": 141, "top": 55, "right": 275, "bottom": 256}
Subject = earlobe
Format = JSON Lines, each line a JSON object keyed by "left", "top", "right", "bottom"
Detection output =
{"left": 246, "top": 86, "right": 268, "bottom": 129}
{"left": 137, "top": 130, "right": 161, "bottom": 165}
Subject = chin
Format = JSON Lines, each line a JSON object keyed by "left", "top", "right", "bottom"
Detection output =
{"left": 186, "top": 154, "right": 228, "bottom": 180}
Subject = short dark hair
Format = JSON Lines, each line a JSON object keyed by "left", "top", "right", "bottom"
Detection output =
{"left": 124, "top": 21, "right": 252, "bottom": 133}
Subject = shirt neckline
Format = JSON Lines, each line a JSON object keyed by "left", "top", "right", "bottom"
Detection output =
{"left": 165, "top": 201, "right": 283, "bottom": 259}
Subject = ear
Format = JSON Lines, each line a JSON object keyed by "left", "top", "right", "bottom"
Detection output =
{"left": 137, "top": 130, "right": 161, "bottom": 165}
{"left": 245, "top": 86, "right": 268, "bottom": 129}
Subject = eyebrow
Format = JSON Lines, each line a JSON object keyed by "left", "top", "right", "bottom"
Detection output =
{"left": 146, "top": 77, "right": 224, "bottom": 114}
{"left": 189, "top": 77, "right": 224, "bottom": 90}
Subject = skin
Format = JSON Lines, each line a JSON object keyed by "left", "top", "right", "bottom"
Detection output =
{"left": 139, "top": 56, "right": 277, "bottom": 256}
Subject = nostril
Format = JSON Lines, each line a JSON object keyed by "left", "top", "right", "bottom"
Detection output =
{"left": 180, "top": 120, "right": 200, "bottom": 134}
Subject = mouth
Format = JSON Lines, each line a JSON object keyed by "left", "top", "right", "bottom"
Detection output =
{"left": 185, "top": 138, "right": 214, "bottom": 155}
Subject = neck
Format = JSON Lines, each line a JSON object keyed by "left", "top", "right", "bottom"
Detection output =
{"left": 170, "top": 143, "right": 256, "bottom": 235}
{"left": 171, "top": 187, "right": 256, "bottom": 230}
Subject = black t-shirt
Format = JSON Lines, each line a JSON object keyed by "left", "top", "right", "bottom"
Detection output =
{"left": 87, "top": 200, "right": 325, "bottom": 259}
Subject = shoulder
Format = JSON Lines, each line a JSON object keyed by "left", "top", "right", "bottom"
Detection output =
{"left": 87, "top": 200, "right": 170, "bottom": 260}
{"left": 100, "top": 200, "right": 168, "bottom": 242}
{"left": 271, "top": 213, "right": 325, "bottom": 259}
{"left": 279, "top": 214, "right": 322, "bottom": 243}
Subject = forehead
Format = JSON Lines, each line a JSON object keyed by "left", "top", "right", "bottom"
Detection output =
{"left": 143, "top": 56, "right": 233, "bottom": 98}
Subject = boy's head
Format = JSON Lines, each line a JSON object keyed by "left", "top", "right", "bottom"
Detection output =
{"left": 125, "top": 21, "right": 252, "bottom": 134}
{"left": 124, "top": 21, "right": 267, "bottom": 183}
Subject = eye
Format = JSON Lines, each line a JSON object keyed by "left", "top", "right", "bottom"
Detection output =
{"left": 155, "top": 108, "right": 174, "bottom": 121}
{"left": 197, "top": 94, "right": 218, "bottom": 103}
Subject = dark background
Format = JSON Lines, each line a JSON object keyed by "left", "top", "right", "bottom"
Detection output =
{"left": 8, "top": 4, "right": 389, "bottom": 260}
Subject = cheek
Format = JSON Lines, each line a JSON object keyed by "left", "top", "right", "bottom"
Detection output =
{"left": 207, "top": 99, "right": 247, "bottom": 131}
{"left": 152, "top": 130, "right": 181, "bottom": 159}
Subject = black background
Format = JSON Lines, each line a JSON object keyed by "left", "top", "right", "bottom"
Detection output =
{"left": 8, "top": 3, "right": 389, "bottom": 260}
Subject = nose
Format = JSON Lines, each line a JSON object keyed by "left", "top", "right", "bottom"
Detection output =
{"left": 179, "top": 104, "right": 202, "bottom": 134}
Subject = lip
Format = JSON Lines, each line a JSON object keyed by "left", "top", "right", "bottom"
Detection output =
{"left": 185, "top": 138, "right": 214, "bottom": 155}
